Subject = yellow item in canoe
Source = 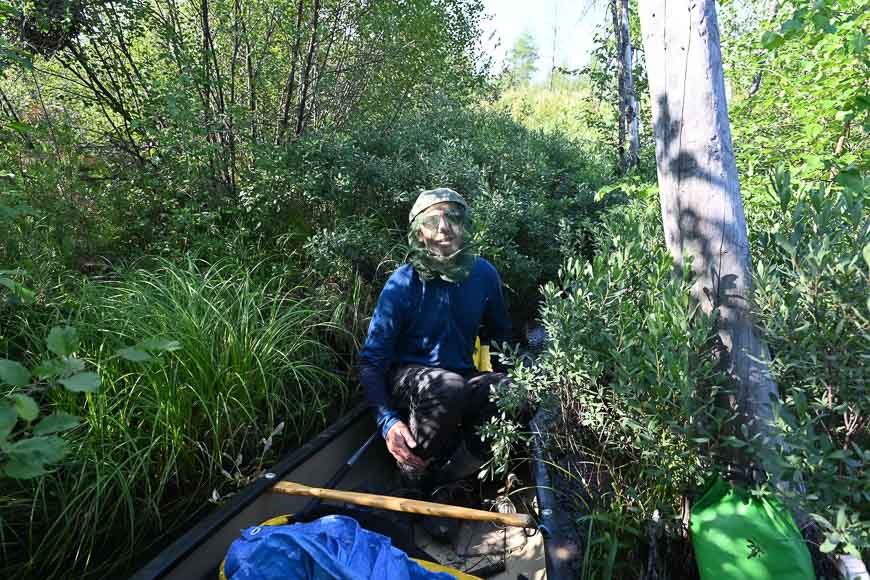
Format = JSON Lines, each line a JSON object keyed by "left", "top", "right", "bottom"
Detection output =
{"left": 473, "top": 337, "right": 492, "bottom": 372}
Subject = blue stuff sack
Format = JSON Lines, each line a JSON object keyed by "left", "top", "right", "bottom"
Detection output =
{"left": 223, "top": 514, "right": 455, "bottom": 580}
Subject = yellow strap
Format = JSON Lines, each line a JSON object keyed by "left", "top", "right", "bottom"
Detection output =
{"left": 412, "top": 558, "right": 482, "bottom": 579}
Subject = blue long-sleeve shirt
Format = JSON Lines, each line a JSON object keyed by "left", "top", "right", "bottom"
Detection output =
{"left": 358, "top": 257, "right": 512, "bottom": 438}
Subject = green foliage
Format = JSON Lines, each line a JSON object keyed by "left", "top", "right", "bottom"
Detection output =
{"left": 286, "top": 99, "right": 610, "bottom": 324}
{"left": 722, "top": 0, "right": 869, "bottom": 191}
{"left": 0, "top": 260, "right": 349, "bottom": 578}
{"left": 514, "top": 199, "right": 727, "bottom": 493}
{"left": 750, "top": 171, "right": 869, "bottom": 557}
{"left": 489, "top": 173, "right": 868, "bottom": 568}
{"left": 0, "top": 319, "right": 181, "bottom": 483}
{"left": 2, "top": 0, "right": 862, "bottom": 572}
{"left": 0, "top": 0, "right": 609, "bottom": 576}
{"left": 1, "top": 0, "right": 85, "bottom": 55}
{"left": 493, "top": 80, "right": 619, "bottom": 178}
{"left": 0, "top": 325, "right": 100, "bottom": 480}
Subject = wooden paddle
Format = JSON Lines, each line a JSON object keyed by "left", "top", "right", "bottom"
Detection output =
{"left": 271, "top": 481, "right": 535, "bottom": 529}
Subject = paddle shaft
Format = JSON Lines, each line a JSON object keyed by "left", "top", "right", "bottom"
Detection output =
{"left": 271, "top": 481, "right": 535, "bottom": 529}
{"left": 297, "top": 431, "right": 380, "bottom": 522}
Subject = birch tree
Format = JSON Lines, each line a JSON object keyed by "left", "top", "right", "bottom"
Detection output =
{"left": 612, "top": 0, "right": 640, "bottom": 173}
{"left": 638, "top": 0, "right": 780, "bottom": 466}
{"left": 620, "top": 0, "right": 639, "bottom": 169}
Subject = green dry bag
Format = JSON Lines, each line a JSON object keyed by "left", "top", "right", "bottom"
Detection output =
{"left": 690, "top": 477, "right": 814, "bottom": 580}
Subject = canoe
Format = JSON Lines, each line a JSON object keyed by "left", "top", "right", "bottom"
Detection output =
{"left": 130, "top": 401, "right": 569, "bottom": 580}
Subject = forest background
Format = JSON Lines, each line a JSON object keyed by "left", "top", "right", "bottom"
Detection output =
{"left": 0, "top": 0, "right": 866, "bottom": 577}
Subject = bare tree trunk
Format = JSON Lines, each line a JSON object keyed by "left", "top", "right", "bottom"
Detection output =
{"left": 0, "top": 84, "right": 23, "bottom": 125}
{"left": 200, "top": 0, "right": 233, "bottom": 193}
{"left": 620, "top": 0, "right": 639, "bottom": 170}
{"left": 244, "top": 36, "right": 256, "bottom": 144}
{"left": 295, "top": 0, "right": 321, "bottom": 137}
{"left": 276, "top": 0, "right": 306, "bottom": 145}
{"left": 305, "top": 0, "right": 346, "bottom": 132}
{"left": 611, "top": 0, "right": 626, "bottom": 174}
{"left": 638, "top": 0, "right": 781, "bottom": 467}
{"left": 233, "top": 0, "right": 257, "bottom": 144}
{"left": 201, "top": 0, "right": 236, "bottom": 194}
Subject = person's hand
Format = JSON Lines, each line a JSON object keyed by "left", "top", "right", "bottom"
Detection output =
{"left": 385, "top": 421, "right": 428, "bottom": 470}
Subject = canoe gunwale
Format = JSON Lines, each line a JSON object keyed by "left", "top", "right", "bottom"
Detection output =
{"left": 129, "top": 401, "right": 369, "bottom": 580}
{"left": 530, "top": 406, "right": 583, "bottom": 580}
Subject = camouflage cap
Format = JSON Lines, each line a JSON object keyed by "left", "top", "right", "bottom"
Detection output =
{"left": 408, "top": 187, "right": 468, "bottom": 224}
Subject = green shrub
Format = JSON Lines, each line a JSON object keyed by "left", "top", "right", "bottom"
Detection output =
{"left": 492, "top": 174, "right": 867, "bottom": 572}
{"left": 509, "top": 198, "right": 726, "bottom": 498}
{"left": 285, "top": 100, "right": 612, "bottom": 331}
{"left": 750, "top": 173, "right": 869, "bottom": 557}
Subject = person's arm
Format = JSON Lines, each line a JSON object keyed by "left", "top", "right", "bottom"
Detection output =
{"left": 481, "top": 265, "right": 513, "bottom": 372}
{"left": 358, "top": 273, "right": 428, "bottom": 470}
{"left": 358, "top": 273, "right": 410, "bottom": 436}
{"left": 358, "top": 365, "right": 401, "bottom": 438}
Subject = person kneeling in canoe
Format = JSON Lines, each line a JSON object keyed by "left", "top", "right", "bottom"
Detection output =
{"left": 358, "top": 187, "right": 513, "bottom": 538}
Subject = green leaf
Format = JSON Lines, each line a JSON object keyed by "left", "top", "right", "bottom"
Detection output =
{"left": 0, "top": 359, "right": 31, "bottom": 386}
{"left": 761, "top": 31, "right": 784, "bottom": 50}
{"left": 6, "top": 435, "right": 67, "bottom": 464}
{"left": 117, "top": 347, "right": 152, "bottom": 362}
{"left": 819, "top": 539, "right": 838, "bottom": 554}
{"left": 780, "top": 18, "right": 804, "bottom": 35}
{"left": 0, "top": 402, "right": 16, "bottom": 440}
{"left": 11, "top": 394, "right": 38, "bottom": 422}
{"left": 59, "top": 372, "right": 100, "bottom": 393}
{"left": 849, "top": 30, "right": 867, "bottom": 56}
{"left": 6, "top": 121, "right": 32, "bottom": 135}
{"left": 47, "top": 326, "right": 79, "bottom": 357}
{"left": 811, "top": 13, "right": 834, "bottom": 33}
{"left": 862, "top": 243, "right": 870, "bottom": 270}
{"left": 139, "top": 338, "right": 181, "bottom": 353}
{"left": 835, "top": 169, "right": 865, "bottom": 193}
{"left": 118, "top": 338, "right": 180, "bottom": 362}
{"left": 33, "top": 413, "right": 79, "bottom": 436}
{"left": 2, "top": 457, "right": 47, "bottom": 479}
{"left": 33, "top": 357, "right": 69, "bottom": 378}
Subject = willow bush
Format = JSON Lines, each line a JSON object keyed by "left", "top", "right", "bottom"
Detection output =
{"left": 750, "top": 173, "right": 869, "bottom": 557}
{"left": 489, "top": 175, "right": 868, "bottom": 575}
{"left": 297, "top": 100, "right": 612, "bottom": 335}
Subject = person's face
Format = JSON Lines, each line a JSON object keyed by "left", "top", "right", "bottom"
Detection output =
{"left": 416, "top": 201, "right": 464, "bottom": 256}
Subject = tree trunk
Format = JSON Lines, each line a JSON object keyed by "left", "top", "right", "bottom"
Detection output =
{"left": 295, "top": 0, "right": 322, "bottom": 138}
{"left": 611, "top": 0, "right": 626, "bottom": 174}
{"left": 620, "top": 0, "right": 639, "bottom": 170}
{"left": 638, "top": 0, "right": 780, "bottom": 466}
{"left": 276, "top": 0, "right": 306, "bottom": 145}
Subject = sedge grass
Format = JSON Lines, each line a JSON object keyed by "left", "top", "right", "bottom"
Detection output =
{"left": 1, "top": 258, "right": 349, "bottom": 578}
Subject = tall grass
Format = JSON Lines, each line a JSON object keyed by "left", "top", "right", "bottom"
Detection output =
{"left": 1, "top": 259, "right": 349, "bottom": 578}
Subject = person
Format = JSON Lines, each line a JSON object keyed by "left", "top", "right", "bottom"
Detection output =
{"left": 358, "top": 187, "right": 513, "bottom": 504}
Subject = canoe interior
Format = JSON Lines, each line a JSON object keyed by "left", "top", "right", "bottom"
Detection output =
{"left": 132, "top": 402, "right": 546, "bottom": 580}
